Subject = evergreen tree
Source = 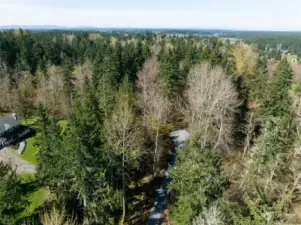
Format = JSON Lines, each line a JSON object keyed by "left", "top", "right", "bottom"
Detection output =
{"left": 261, "top": 58, "right": 293, "bottom": 118}
{"left": 123, "top": 43, "right": 139, "bottom": 86}
{"left": 184, "top": 42, "right": 198, "bottom": 68}
{"left": 0, "top": 31, "right": 19, "bottom": 69}
{"left": 200, "top": 46, "right": 211, "bottom": 61}
{"left": 159, "top": 49, "right": 184, "bottom": 99}
{"left": 62, "top": 64, "right": 76, "bottom": 107}
{"left": 36, "top": 104, "right": 65, "bottom": 191}
{"left": 0, "top": 162, "right": 23, "bottom": 225}
{"left": 169, "top": 144, "right": 227, "bottom": 225}
{"left": 66, "top": 78, "right": 120, "bottom": 224}
{"left": 96, "top": 54, "right": 120, "bottom": 115}
{"left": 101, "top": 55, "right": 121, "bottom": 90}
{"left": 209, "top": 44, "right": 223, "bottom": 66}
{"left": 113, "top": 41, "right": 124, "bottom": 82}
{"left": 92, "top": 51, "right": 104, "bottom": 89}
{"left": 275, "top": 50, "right": 282, "bottom": 60}
{"left": 246, "top": 57, "right": 268, "bottom": 102}
{"left": 142, "top": 42, "right": 151, "bottom": 60}
{"left": 135, "top": 41, "right": 145, "bottom": 70}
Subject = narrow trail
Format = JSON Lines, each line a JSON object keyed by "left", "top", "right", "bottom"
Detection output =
{"left": 147, "top": 130, "right": 189, "bottom": 225}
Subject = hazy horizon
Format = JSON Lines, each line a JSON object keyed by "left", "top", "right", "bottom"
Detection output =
{"left": 1, "top": 0, "right": 301, "bottom": 31}
{"left": 3, "top": 25, "right": 301, "bottom": 33}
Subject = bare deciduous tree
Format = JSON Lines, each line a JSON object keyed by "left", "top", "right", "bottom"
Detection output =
{"left": 0, "top": 76, "right": 13, "bottom": 112}
{"left": 232, "top": 44, "right": 257, "bottom": 75}
{"left": 0, "top": 69, "right": 31, "bottom": 114}
{"left": 74, "top": 61, "right": 93, "bottom": 96}
{"left": 14, "top": 72, "right": 37, "bottom": 122}
{"left": 36, "top": 66, "right": 69, "bottom": 116}
{"left": 136, "top": 57, "right": 170, "bottom": 170}
{"left": 192, "top": 203, "right": 224, "bottom": 225}
{"left": 105, "top": 80, "right": 142, "bottom": 225}
{"left": 243, "top": 112, "right": 256, "bottom": 158}
{"left": 41, "top": 206, "right": 77, "bottom": 225}
{"left": 184, "top": 62, "right": 239, "bottom": 149}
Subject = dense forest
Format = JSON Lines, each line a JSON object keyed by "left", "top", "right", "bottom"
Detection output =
{"left": 228, "top": 31, "right": 301, "bottom": 59}
{"left": 1, "top": 29, "right": 301, "bottom": 225}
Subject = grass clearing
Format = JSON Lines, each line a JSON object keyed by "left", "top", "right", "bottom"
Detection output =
{"left": 17, "top": 117, "right": 67, "bottom": 166}
{"left": 287, "top": 54, "right": 298, "bottom": 63}
{"left": 19, "top": 137, "right": 39, "bottom": 166}
{"left": 19, "top": 173, "right": 36, "bottom": 184}
{"left": 10, "top": 116, "right": 67, "bottom": 218}
{"left": 18, "top": 174, "right": 49, "bottom": 218}
{"left": 19, "top": 117, "right": 38, "bottom": 127}
{"left": 22, "top": 188, "right": 48, "bottom": 216}
{"left": 18, "top": 117, "right": 39, "bottom": 165}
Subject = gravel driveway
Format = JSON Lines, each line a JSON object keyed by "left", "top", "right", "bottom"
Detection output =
{"left": 147, "top": 130, "right": 189, "bottom": 225}
{"left": 0, "top": 147, "right": 36, "bottom": 174}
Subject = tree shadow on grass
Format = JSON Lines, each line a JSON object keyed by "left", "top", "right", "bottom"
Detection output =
{"left": 126, "top": 176, "right": 165, "bottom": 225}
{"left": 19, "top": 176, "right": 41, "bottom": 211}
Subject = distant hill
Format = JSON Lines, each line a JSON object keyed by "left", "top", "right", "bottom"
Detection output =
{"left": 0, "top": 25, "right": 103, "bottom": 31}
{"left": 0, "top": 25, "right": 65, "bottom": 30}
{"left": 0, "top": 25, "right": 237, "bottom": 33}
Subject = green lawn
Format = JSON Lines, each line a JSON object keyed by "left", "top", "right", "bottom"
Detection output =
{"left": 12, "top": 116, "right": 67, "bottom": 218}
{"left": 2, "top": 110, "right": 67, "bottom": 219}
{"left": 287, "top": 54, "right": 298, "bottom": 63}
{"left": 15, "top": 118, "right": 47, "bottom": 217}
{"left": 22, "top": 188, "right": 48, "bottom": 216}
{"left": 19, "top": 137, "right": 39, "bottom": 166}
{"left": 18, "top": 174, "right": 48, "bottom": 218}
{"left": 13, "top": 116, "right": 68, "bottom": 218}
{"left": 18, "top": 117, "right": 40, "bottom": 165}
{"left": 18, "top": 117, "right": 67, "bottom": 166}
{"left": 19, "top": 173, "right": 36, "bottom": 183}
{"left": 19, "top": 117, "right": 38, "bottom": 127}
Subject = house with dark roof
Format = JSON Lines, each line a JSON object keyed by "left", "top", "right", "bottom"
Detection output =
{"left": 0, "top": 114, "right": 31, "bottom": 150}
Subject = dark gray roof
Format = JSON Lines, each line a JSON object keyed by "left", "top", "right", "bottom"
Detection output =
{"left": 0, "top": 115, "right": 19, "bottom": 135}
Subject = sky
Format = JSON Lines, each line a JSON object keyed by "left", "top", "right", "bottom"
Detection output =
{"left": 1, "top": 0, "right": 301, "bottom": 31}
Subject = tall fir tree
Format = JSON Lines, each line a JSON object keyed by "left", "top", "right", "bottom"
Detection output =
{"left": 159, "top": 49, "right": 184, "bottom": 99}
{"left": 261, "top": 57, "right": 293, "bottom": 118}
{"left": 246, "top": 57, "right": 268, "bottom": 102}
{"left": 36, "top": 104, "right": 65, "bottom": 191}
{"left": 62, "top": 63, "right": 76, "bottom": 108}
{"left": 0, "top": 162, "right": 23, "bottom": 225}
{"left": 67, "top": 77, "right": 120, "bottom": 224}
{"left": 169, "top": 144, "right": 227, "bottom": 225}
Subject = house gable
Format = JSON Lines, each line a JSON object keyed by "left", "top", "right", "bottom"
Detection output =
{"left": 4, "top": 124, "right": 11, "bottom": 131}
{"left": 0, "top": 114, "right": 31, "bottom": 147}
{"left": 0, "top": 115, "right": 19, "bottom": 136}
